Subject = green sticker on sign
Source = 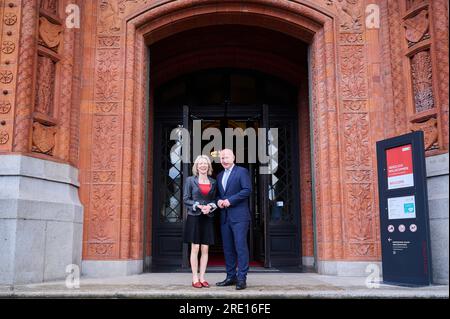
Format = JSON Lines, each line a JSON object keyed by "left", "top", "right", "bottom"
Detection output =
{"left": 404, "top": 203, "right": 415, "bottom": 214}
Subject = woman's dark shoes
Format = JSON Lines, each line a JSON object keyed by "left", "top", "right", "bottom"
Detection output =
{"left": 192, "top": 281, "right": 202, "bottom": 288}
{"left": 200, "top": 281, "right": 210, "bottom": 288}
{"left": 216, "top": 277, "right": 237, "bottom": 286}
{"left": 236, "top": 280, "right": 247, "bottom": 290}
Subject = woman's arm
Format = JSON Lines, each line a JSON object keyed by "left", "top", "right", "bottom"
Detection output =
{"left": 183, "top": 177, "right": 199, "bottom": 211}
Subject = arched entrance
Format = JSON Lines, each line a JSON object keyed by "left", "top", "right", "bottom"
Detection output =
{"left": 150, "top": 64, "right": 304, "bottom": 270}
{"left": 142, "top": 7, "right": 315, "bottom": 272}
{"left": 81, "top": 0, "right": 382, "bottom": 277}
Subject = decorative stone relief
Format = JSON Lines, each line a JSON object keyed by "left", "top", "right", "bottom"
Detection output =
{"left": 0, "top": 101, "right": 12, "bottom": 114}
{"left": 95, "top": 50, "right": 120, "bottom": 101}
{"left": 90, "top": 184, "right": 117, "bottom": 242}
{"left": 347, "top": 183, "right": 373, "bottom": 242}
{"left": 40, "top": 0, "right": 58, "bottom": 14}
{"left": 340, "top": 33, "right": 364, "bottom": 45}
{"left": 411, "top": 117, "right": 439, "bottom": 150}
{"left": 98, "top": 0, "right": 121, "bottom": 34}
{"left": 96, "top": 102, "right": 119, "bottom": 114}
{"left": 0, "top": 70, "right": 13, "bottom": 84}
{"left": 3, "top": 13, "right": 17, "bottom": 26}
{"left": 2, "top": 41, "right": 15, "bottom": 54}
{"left": 93, "top": 171, "right": 116, "bottom": 183}
{"left": 411, "top": 50, "right": 434, "bottom": 112}
{"left": 406, "top": 0, "right": 424, "bottom": 11}
{"left": 38, "top": 17, "right": 63, "bottom": 49}
{"left": 35, "top": 55, "right": 56, "bottom": 115}
{"left": 404, "top": 10, "right": 429, "bottom": 46}
{"left": 0, "top": 130, "right": 9, "bottom": 144}
{"left": 89, "top": 243, "right": 114, "bottom": 257}
{"left": 327, "top": 0, "right": 363, "bottom": 32}
{"left": 98, "top": 36, "right": 121, "bottom": 48}
{"left": 92, "top": 116, "right": 119, "bottom": 170}
{"left": 343, "top": 100, "right": 367, "bottom": 112}
{"left": 340, "top": 46, "right": 367, "bottom": 99}
{"left": 3, "top": 0, "right": 23, "bottom": 152}
{"left": 32, "top": 122, "right": 57, "bottom": 155}
{"left": 343, "top": 113, "right": 370, "bottom": 169}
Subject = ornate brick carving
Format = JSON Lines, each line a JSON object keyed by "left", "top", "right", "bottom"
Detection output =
{"left": 93, "top": 171, "right": 116, "bottom": 183}
{"left": 13, "top": 0, "right": 39, "bottom": 152}
{"left": 40, "top": 0, "right": 58, "bottom": 14}
{"left": 0, "top": 101, "right": 12, "bottom": 114}
{"left": 2, "top": 41, "right": 15, "bottom": 54}
{"left": 343, "top": 100, "right": 367, "bottom": 112}
{"left": 386, "top": 0, "right": 408, "bottom": 134}
{"left": 118, "top": 0, "right": 148, "bottom": 14}
{"left": 0, "top": 70, "right": 13, "bottom": 84}
{"left": 404, "top": 10, "right": 429, "bottom": 45}
{"left": 35, "top": 55, "right": 56, "bottom": 115}
{"left": 38, "top": 17, "right": 63, "bottom": 49}
{"left": 92, "top": 116, "right": 119, "bottom": 170}
{"left": 90, "top": 184, "right": 117, "bottom": 242}
{"left": 349, "top": 243, "right": 375, "bottom": 256}
{"left": 431, "top": 0, "right": 449, "bottom": 150}
{"left": 343, "top": 113, "right": 370, "bottom": 169}
{"left": 98, "top": 36, "right": 121, "bottom": 48}
{"left": 340, "top": 46, "right": 367, "bottom": 99}
{"left": 95, "top": 50, "right": 120, "bottom": 101}
{"left": 96, "top": 102, "right": 119, "bottom": 114}
{"left": 410, "top": 50, "right": 434, "bottom": 112}
{"left": 345, "top": 170, "right": 371, "bottom": 183}
{"left": 347, "top": 183, "right": 373, "bottom": 238}
{"left": 32, "top": 122, "right": 57, "bottom": 155}
{"left": 406, "top": 0, "right": 425, "bottom": 11}
{"left": 88, "top": 243, "right": 114, "bottom": 256}
{"left": 3, "top": 13, "right": 17, "bottom": 26}
{"left": 327, "top": 0, "right": 363, "bottom": 32}
{"left": 411, "top": 117, "right": 439, "bottom": 150}
{"left": 0, "top": 130, "right": 9, "bottom": 144}
{"left": 340, "top": 33, "right": 364, "bottom": 45}
{"left": 98, "top": 0, "right": 121, "bottom": 34}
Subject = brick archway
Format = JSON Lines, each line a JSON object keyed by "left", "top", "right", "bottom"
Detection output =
{"left": 80, "top": 0, "right": 382, "bottom": 276}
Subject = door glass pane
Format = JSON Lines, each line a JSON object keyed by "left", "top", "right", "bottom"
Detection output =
{"left": 160, "top": 124, "right": 183, "bottom": 223}
{"left": 267, "top": 124, "right": 294, "bottom": 224}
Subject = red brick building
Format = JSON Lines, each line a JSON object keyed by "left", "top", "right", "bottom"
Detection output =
{"left": 0, "top": 0, "right": 448, "bottom": 284}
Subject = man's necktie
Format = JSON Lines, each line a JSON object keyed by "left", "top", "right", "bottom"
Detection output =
{"left": 222, "top": 169, "right": 230, "bottom": 191}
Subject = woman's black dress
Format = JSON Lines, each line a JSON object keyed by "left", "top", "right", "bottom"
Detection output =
{"left": 183, "top": 180, "right": 216, "bottom": 245}
{"left": 183, "top": 213, "right": 215, "bottom": 245}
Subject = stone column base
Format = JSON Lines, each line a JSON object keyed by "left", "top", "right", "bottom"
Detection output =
{"left": 302, "top": 256, "right": 315, "bottom": 268}
{"left": 0, "top": 155, "right": 83, "bottom": 285}
{"left": 426, "top": 153, "right": 449, "bottom": 285}
{"left": 82, "top": 260, "right": 143, "bottom": 278}
{"left": 317, "top": 260, "right": 382, "bottom": 277}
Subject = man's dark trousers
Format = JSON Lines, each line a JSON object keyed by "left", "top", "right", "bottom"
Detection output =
{"left": 221, "top": 214, "right": 249, "bottom": 281}
{"left": 217, "top": 165, "right": 252, "bottom": 282}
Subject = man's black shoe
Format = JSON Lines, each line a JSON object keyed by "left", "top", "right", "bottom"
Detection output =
{"left": 216, "top": 278, "right": 237, "bottom": 287}
{"left": 235, "top": 280, "right": 247, "bottom": 290}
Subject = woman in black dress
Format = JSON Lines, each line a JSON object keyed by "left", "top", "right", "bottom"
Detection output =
{"left": 183, "top": 155, "right": 217, "bottom": 288}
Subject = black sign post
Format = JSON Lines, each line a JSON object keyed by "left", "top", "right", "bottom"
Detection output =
{"left": 376, "top": 131, "right": 432, "bottom": 286}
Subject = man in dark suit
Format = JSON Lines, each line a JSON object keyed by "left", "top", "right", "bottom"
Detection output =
{"left": 215, "top": 149, "right": 252, "bottom": 290}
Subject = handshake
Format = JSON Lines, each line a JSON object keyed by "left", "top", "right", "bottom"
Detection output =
{"left": 217, "top": 199, "right": 231, "bottom": 209}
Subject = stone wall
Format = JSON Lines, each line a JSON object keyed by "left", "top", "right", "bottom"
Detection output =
{"left": 0, "top": 155, "right": 82, "bottom": 285}
{"left": 426, "top": 153, "right": 449, "bottom": 284}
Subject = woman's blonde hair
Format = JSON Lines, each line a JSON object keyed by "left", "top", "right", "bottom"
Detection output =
{"left": 192, "top": 155, "right": 213, "bottom": 176}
